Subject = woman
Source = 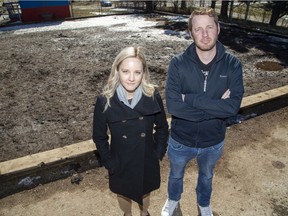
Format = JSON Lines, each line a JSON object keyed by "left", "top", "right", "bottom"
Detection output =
{"left": 92, "top": 46, "right": 169, "bottom": 216}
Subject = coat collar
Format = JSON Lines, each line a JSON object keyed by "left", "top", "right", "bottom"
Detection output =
{"left": 107, "top": 92, "right": 161, "bottom": 122}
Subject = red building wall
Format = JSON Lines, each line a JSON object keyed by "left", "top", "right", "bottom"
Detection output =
{"left": 19, "top": 1, "right": 71, "bottom": 23}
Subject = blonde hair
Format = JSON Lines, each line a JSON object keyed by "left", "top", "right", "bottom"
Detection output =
{"left": 102, "top": 46, "right": 157, "bottom": 111}
{"left": 188, "top": 7, "right": 219, "bottom": 32}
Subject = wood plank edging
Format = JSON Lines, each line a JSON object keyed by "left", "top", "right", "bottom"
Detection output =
{"left": 240, "top": 85, "right": 288, "bottom": 108}
{"left": 0, "top": 140, "right": 95, "bottom": 175}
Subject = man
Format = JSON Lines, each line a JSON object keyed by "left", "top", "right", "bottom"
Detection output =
{"left": 161, "top": 7, "right": 244, "bottom": 216}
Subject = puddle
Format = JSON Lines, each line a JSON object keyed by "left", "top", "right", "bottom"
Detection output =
{"left": 255, "top": 61, "right": 285, "bottom": 71}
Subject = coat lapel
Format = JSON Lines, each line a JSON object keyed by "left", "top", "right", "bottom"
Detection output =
{"left": 108, "top": 93, "right": 161, "bottom": 122}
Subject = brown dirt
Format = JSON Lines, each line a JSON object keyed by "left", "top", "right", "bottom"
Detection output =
{"left": 0, "top": 106, "right": 288, "bottom": 216}
{"left": 0, "top": 14, "right": 288, "bottom": 215}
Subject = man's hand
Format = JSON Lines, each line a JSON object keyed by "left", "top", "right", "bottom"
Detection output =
{"left": 221, "top": 89, "right": 230, "bottom": 99}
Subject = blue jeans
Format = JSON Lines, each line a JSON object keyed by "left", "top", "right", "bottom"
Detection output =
{"left": 167, "top": 136, "right": 224, "bottom": 207}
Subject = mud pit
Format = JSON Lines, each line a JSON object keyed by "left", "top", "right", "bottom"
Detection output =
{"left": 0, "top": 14, "right": 288, "bottom": 215}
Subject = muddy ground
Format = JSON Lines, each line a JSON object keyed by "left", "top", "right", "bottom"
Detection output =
{"left": 0, "top": 14, "right": 288, "bottom": 215}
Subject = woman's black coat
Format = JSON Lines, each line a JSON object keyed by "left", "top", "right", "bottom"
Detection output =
{"left": 92, "top": 91, "right": 169, "bottom": 205}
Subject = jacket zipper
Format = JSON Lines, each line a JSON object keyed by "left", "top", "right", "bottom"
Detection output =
{"left": 201, "top": 70, "right": 209, "bottom": 92}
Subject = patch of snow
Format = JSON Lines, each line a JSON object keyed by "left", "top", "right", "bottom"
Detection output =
{"left": 0, "top": 15, "right": 189, "bottom": 42}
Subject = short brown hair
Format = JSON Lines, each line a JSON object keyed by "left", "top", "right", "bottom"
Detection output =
{"left": 188, "top": 7, "right": 219, "bottom": 32}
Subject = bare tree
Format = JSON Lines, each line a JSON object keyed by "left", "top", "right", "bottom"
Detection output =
{"left": 228, "top": 0, "right": 234, "bottom": 22}
{"left": 180, "top": 0, "right": 186, "bottom": 10}
{"left": 220, "top": 0, "right": 229, "bottom": 20}
{"left": 244, "top": 0, "right": 251, "bottom": 23}
{"left": 265, "top": 1, "right": 288, "bottom": 26}
{"left": 199, "top": 0, "right": 205, "bottom": 7}
{"left": 211, "top": 0, "right": 216, "bottom": 9}
{"left": 171, "top": 0, "right": 179, "bottom": 13}
{"left": 146, "top": 1, "right": 153, "bottom": 13}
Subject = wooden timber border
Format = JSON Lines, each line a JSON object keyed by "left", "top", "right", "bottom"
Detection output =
{"left": 0, "top": 85, "right": 288, "bottom": 198}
